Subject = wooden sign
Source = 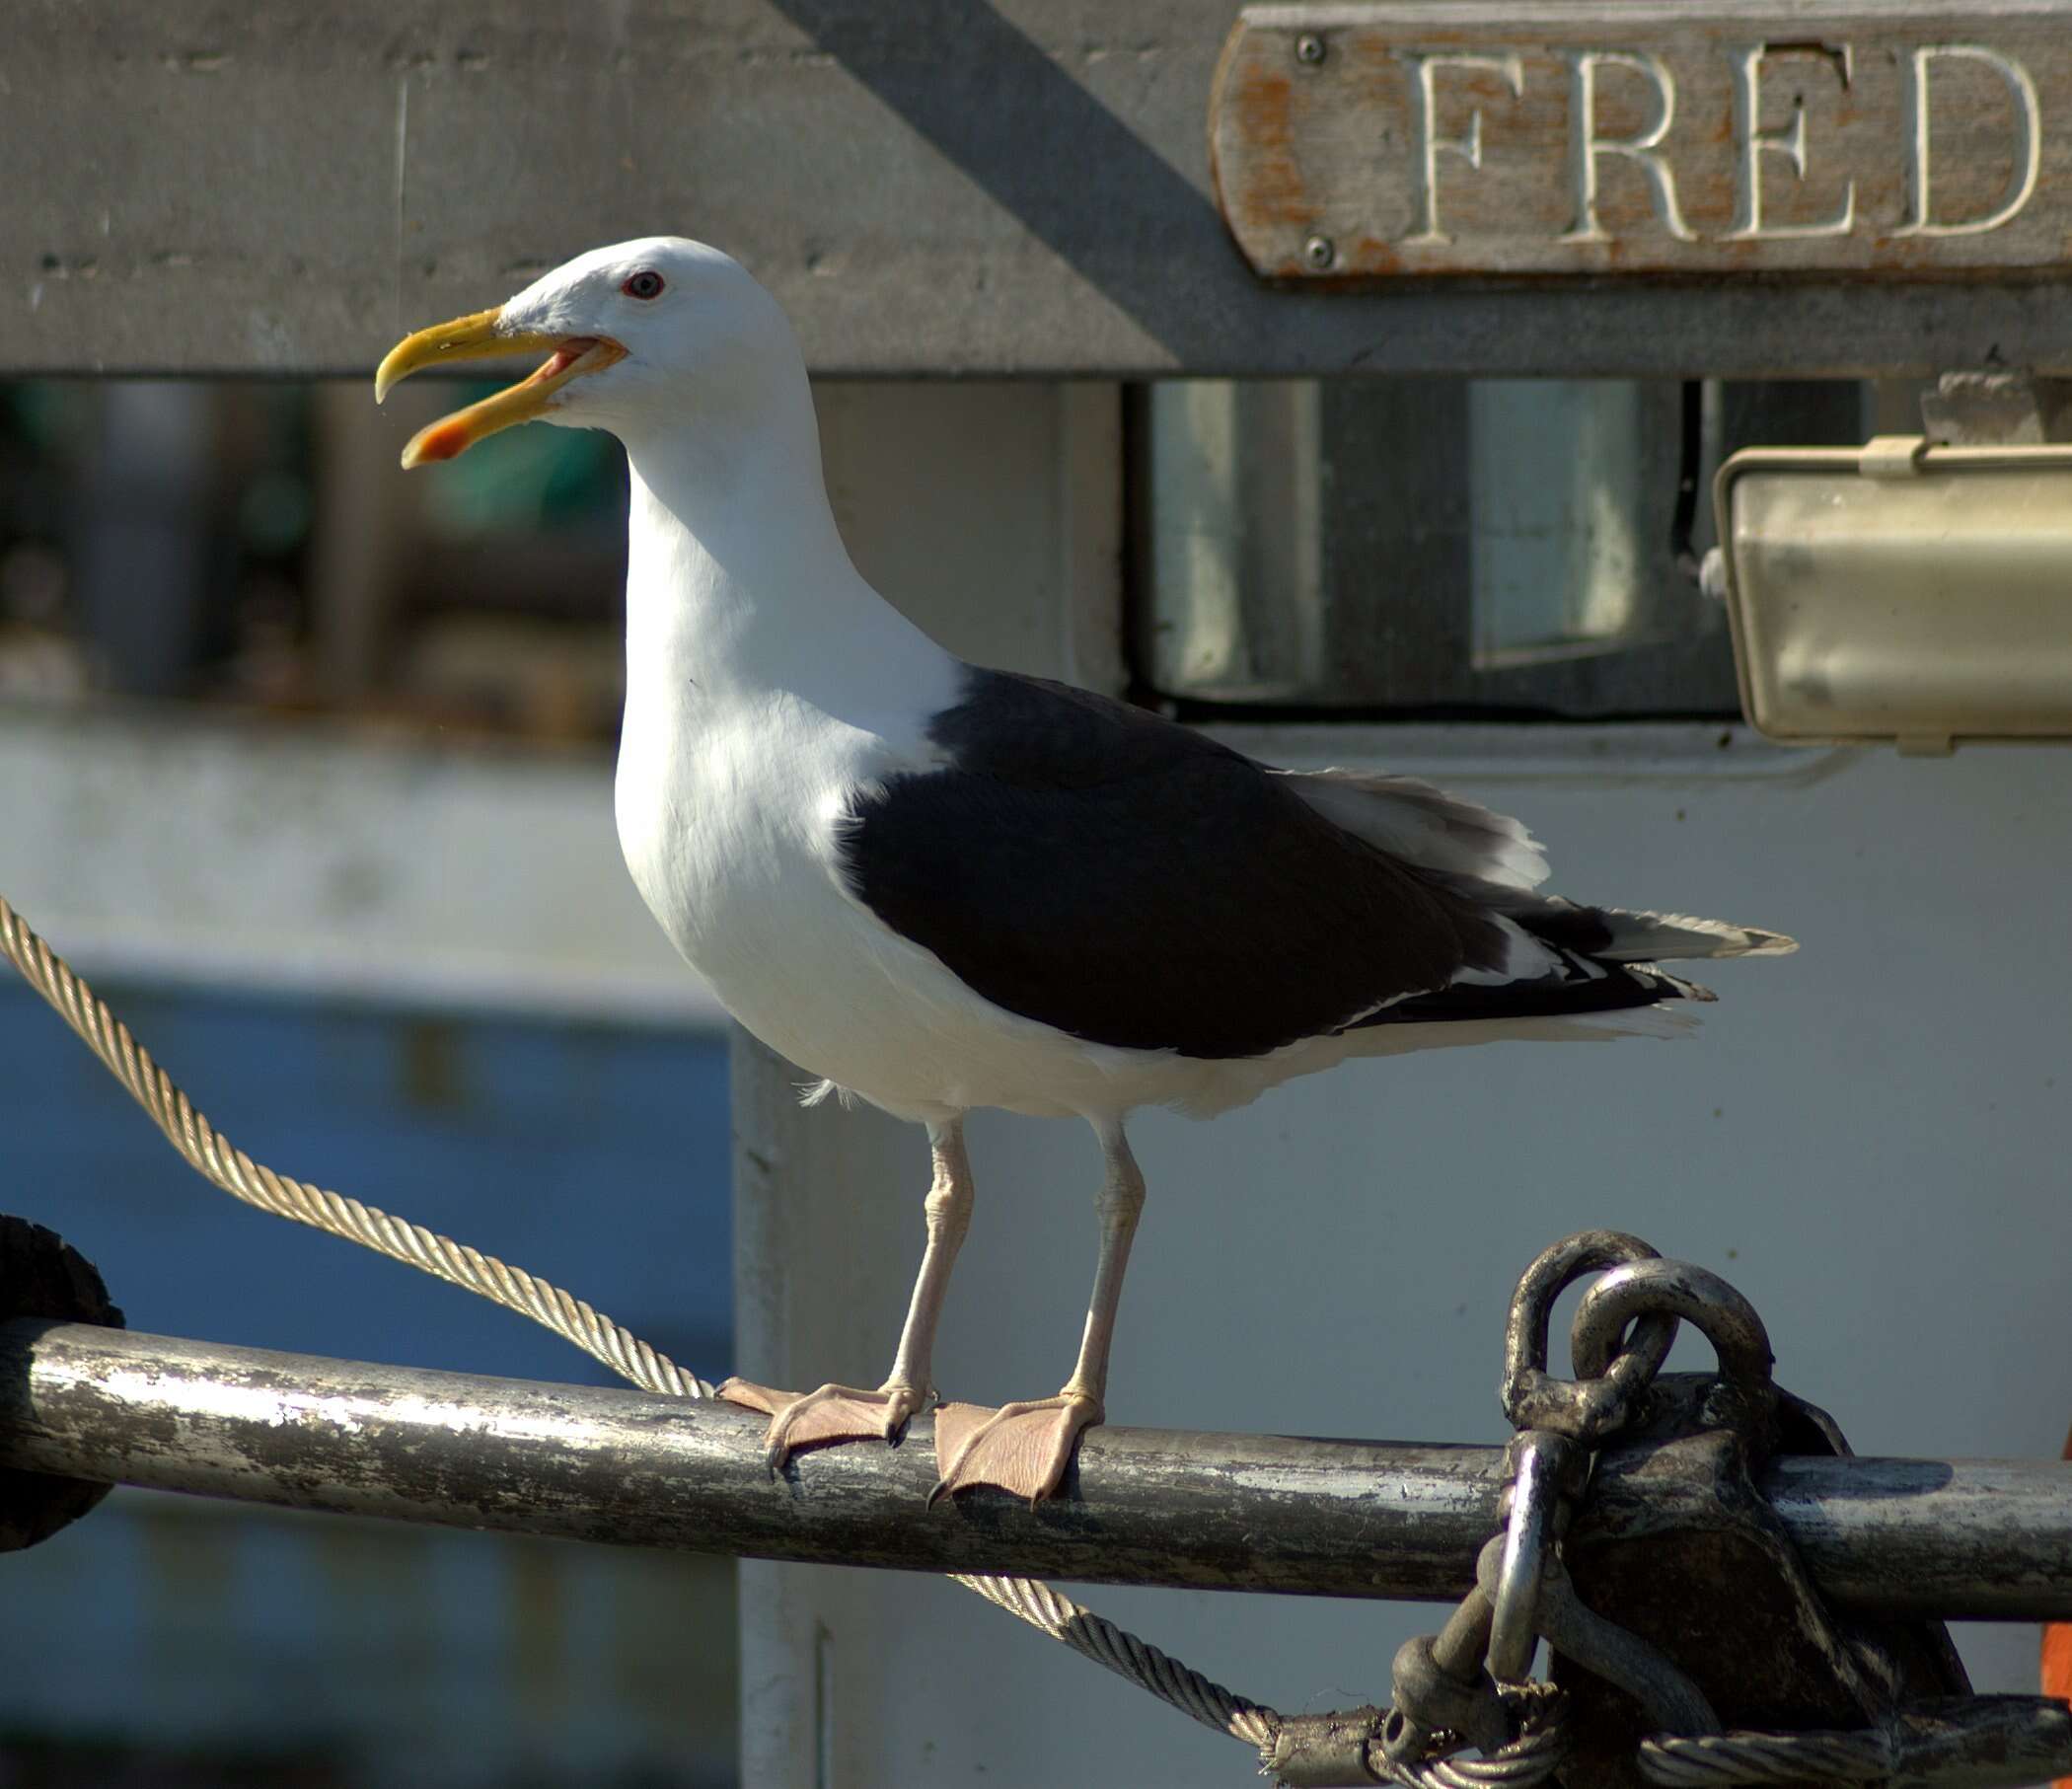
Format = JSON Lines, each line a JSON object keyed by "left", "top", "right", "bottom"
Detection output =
{"left": 1210, "top": 4, "right": 2072, "bottom": 278}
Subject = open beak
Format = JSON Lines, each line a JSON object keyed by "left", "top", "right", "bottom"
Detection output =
{"left": 375, "top": 306, "right": 626, "bottom": 467}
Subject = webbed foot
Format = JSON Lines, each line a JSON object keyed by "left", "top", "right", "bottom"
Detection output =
{"left": 717, "top": 1377, "right": 928, "bottom": 1468}
{"left": 929, "top": 1392, "right": 1102, "bottom": 1506}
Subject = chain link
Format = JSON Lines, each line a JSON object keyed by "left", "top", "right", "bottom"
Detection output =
{"left": 1373, "top": 1231, "right": 1700, "bottom": 1786}
{"left": 1487, "top": 1432, "right": 1579, "bottom": 1684}
{"left": 1379, "top": 1684, "right": 1573, "bottom": 1789}
{"left": 1500, "top": 1231, "right": 1677, "bottom": 1443}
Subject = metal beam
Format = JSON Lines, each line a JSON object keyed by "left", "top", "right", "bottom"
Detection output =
{"left": 4, "top": 1318, "right": 2070, "bottom": 1617}
{"left": 10, "top": 0, "right": 2072, "bottom": 379}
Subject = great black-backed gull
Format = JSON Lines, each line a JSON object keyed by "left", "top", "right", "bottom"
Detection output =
{"left": 378, "top": 237, "right": 1795, "bottom": 1503}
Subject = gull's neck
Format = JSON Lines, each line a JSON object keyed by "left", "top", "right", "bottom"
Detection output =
{"left": 618, "top": 391, "right": 950, "bottom": 719}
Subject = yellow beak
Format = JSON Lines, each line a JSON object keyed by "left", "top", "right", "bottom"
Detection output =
{"left": 374, "top": 306, "right": 626, "bottom": 468}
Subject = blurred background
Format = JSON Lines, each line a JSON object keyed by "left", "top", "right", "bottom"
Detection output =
{"left": 0, "top": 378, "right": 737, "bottom": 1787}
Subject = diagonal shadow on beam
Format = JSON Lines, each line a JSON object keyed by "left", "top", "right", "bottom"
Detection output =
{"left": 764, "top": 0, "right": 1246, "bottom": 366}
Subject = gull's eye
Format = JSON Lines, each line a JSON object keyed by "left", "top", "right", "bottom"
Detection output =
{"left": 622, "top": 270, "right": 665, "bottom": 300}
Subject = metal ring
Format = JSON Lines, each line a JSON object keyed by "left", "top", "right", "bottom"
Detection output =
{"left": 1486, "top": 1438, "right": 1562, "bottom": 1682}
{"left": 1570, "top": 1258, "right": 1774, "bottom": 1394}
{"left": 1501, "top": 1231, "right": 1677, "bottom": 1442}
{"left": 1487, "top": 1549, "right": 1721, "bottom": 1741}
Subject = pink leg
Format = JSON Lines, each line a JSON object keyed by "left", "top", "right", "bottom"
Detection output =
{"left": 720, "top": 1118, "right": 973, "bottom": 1464}
{"left": 932, "top": 1121, "right": 1144, "bottom": 1505}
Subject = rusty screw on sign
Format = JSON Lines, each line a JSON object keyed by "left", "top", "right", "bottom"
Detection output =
{"left": 1303, "top": 234, "right": 1336, "bottom": 270}
{"left": 1295, "top": 33, "right": 1326, "bottom": 65}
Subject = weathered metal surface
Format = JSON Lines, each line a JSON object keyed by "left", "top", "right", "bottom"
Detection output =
{"left": 5, "top": 1319, "right": 2072, "bottom": 1615}
{"left": 0, "top": 1318, "right": 1507, "bottom": 1599}
{"left": 1213, "top": 4, "right": 2072, "bottom": 281}
{"left": 1757, "top": 1453, "right": 2072, "bottom": 1624}
{"left": 1561, "top": 1387, "right": 1968, "bottom": 1786}
{"left": 10, "top": 0, "right": 2072, "bottom": 378}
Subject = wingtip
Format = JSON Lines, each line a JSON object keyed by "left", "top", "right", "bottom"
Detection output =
{"left": 1584, "top": 909, "right": 1800, "bottom": 964}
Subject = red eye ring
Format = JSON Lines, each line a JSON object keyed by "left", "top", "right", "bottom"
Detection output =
{"left": 622, "top": 270, "right": 665, "bottom": 300}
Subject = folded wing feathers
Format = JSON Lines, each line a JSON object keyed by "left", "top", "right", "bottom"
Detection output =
{"left": 1280, "top": 769, "right": 1550, "bottom": 893}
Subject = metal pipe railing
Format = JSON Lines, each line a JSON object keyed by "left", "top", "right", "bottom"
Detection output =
{"left": 4, "top": 1317, "right": 2069, "bottom": 1618}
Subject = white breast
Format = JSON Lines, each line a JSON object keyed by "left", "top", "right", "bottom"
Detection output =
{"left": 611, "top": 630, "right": 996, "bottom": 1115}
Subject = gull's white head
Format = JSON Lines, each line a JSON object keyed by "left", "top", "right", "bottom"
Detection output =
{"left": 375, "top": 236, "right": 801, "bottom": 467}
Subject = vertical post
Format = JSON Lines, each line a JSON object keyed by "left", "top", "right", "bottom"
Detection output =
{"left": 733, "top": 1028, "right": 927, "bottom": 1788}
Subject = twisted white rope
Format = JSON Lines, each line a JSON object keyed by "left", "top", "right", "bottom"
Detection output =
{"left": 949, "top": 1570, "right": 1279, "bottom": 1746}
{"left": 1, "top": 898, "right": 708, "bottom": 1402}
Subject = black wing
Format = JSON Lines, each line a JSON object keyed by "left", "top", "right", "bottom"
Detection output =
{"left": 839, "top": 669, "right": 1509, "bottom": 1059}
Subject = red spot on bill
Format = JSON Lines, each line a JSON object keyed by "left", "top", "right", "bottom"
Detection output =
{"left": 413, "top": 419, "right": 475, "bottom": 462}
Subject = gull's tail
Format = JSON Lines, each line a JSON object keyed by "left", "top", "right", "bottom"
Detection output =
{"left": 1514, "top": 900, "right": 1799, "bottom": 964}
{"left": 1353, "top": 889, "right": 1794, "bottom": 1033}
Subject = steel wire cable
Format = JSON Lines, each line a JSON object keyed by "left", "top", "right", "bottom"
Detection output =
{"left": 1636, "top": 1728, "right": 1891, "bottom": 1786}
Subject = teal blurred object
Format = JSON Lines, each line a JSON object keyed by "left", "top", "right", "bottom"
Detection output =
{"left": 0, "top": 981, "right": 736, "bottom": 1785}
{"left": 419, "top": 383, "right": 629, "bottom": 541}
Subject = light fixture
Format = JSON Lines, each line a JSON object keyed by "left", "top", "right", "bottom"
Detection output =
{"left": 1715, "top": 437, "right": 2072, "bottom": 752}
